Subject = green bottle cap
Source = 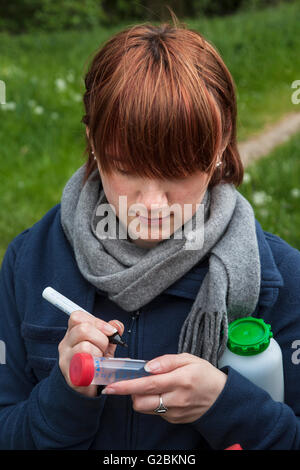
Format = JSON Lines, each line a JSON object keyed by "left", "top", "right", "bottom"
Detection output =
{"left": 227, "top": 317, "right": 273, "bottom": 356}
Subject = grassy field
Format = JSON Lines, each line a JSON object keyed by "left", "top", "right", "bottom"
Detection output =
{"left": 239, "top": 131, "right": 300, "bottom": 251}
{"left": 0, "top": 1, "right": 300, "bottom": 263}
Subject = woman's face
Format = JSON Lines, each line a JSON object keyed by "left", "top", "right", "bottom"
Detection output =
{"left": 96, "top": 162, "right": 210, "bottom": 249}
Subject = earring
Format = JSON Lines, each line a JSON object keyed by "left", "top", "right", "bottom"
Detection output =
{"left": 91, "top": 150, "right": 96, "bottom": 160}
{"left": 216, "top": 161, "right": 222, "bottom": 168}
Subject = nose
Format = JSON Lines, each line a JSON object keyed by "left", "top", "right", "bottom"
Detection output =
{"left": 135, "top": 182, "right": 169, "bottom": 218}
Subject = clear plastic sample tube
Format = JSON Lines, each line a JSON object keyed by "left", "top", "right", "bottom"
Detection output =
{"left": 69, "top": 353, "right": 152, "bottom": 386}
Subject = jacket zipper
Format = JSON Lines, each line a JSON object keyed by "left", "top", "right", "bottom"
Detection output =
{"left": 127, "top": 309, "right": 140, "bottom": 450}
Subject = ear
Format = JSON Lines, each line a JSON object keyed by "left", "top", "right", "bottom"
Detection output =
{"left": 86, "top": 127, "right": 96, "bottom": 156}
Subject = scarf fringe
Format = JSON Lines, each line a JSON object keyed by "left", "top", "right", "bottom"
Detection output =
{"left": 178, "top": 309, "right": 229, "bottom": 367}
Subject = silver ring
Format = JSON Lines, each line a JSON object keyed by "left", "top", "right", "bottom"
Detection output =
{"left": 153, "top": 394, "right": 168, "bottom": 414}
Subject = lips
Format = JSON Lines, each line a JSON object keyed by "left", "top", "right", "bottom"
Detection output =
{"left": 139, "top": 215, "right": 170, "bottom": 222}
{"left": 138, "top": 214, "right": 171, "bottom": 227}
{"left": 140, "top": 216, "right": 168, "bottom": 221}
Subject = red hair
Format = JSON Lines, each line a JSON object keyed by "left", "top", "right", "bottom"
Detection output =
{"left": 81, "top": 14, "right": 243, "bottom": 188}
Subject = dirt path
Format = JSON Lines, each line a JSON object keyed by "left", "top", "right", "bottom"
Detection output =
{"left": 238, "top": 112, "right": 300, "bottom": 168}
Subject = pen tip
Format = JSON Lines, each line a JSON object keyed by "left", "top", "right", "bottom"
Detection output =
{"left": 109, "top": 332, "right": 128, "bottom": 348}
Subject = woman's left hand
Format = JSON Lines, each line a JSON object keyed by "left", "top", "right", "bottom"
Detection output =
{"left": 101, "top": 353, "right": 227, "bottom": 424}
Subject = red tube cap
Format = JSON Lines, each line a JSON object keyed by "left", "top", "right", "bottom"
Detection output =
{"left": 225, "top": 443, "right": 243, "bottom": 450}
{"left": 69, "top": 352, "right": 94, "bottom": 386}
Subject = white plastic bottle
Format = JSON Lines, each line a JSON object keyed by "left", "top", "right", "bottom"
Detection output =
{"left": 218, "top": 317, "right": 284, "bottom": 402}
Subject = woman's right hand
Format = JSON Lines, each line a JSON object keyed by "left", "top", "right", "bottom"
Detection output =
{"left": 58, "top": 310, "right": 125, "bottom": 397}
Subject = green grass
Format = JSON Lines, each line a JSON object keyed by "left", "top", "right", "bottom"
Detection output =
{"left": 239, "top": 131, "right": 300, "bottom": 251}
{"left": 1, "top": 1, "right": 300, "bottom": 263}
{"left": 186, "top": 1, "right": 300, "bottom": 141}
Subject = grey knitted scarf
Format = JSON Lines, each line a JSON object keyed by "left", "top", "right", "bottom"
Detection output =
{"left": 60, "top": 165, "right": 261, "bottom": 366}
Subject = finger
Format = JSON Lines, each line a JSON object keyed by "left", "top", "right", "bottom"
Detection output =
{"left": 102, "top": 354, "right": 196, "bottom": 395}
{"left": 109, "top": 320, "right": 125, "bottom": 337}
{"left": 68, "top": 310, "right": 118, "bottom": 337}
{"left": 144, "top": 352, "right": 196, "bottom": 374}
{"left": 67, "top": 321, "right": 109, "bottom": 351}
{"left": 132, "top": 391, "right": 174, "bottom": 416}
{"left": 71, "top": 340, "right": 104, "bottom": 358}
{"left": 101, "top": 370, "right": 175, "bottom": 396}
{"left": 104, "top": 319, "right": 126, "bottom": 358}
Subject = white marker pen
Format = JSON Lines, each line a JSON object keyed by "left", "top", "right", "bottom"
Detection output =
{"left": 42, "top": 286, "right": 128, "bottom": 347}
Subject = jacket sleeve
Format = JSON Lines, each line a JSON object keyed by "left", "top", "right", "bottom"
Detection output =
{"left": 0, "top": 233, "right": 108, "bottom": 449}
{"left": 190, "top": 245, "right": 300, "bottom": 450}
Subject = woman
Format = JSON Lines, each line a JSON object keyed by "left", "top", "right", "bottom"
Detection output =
{"left": 1, "top": 18, "right": 300, "bottom": 451}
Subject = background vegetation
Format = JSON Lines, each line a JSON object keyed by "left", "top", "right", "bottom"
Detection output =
{"left": 0, "top": 0, "right": 299, "bottom": 264}
{"left": 0, "top": 0, "right": 293, "bottom": 33}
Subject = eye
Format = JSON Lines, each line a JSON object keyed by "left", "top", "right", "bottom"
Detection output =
{"left": 168, "top": 175, "right": 188, "bottom": 182}
{"left": 117, "top": 168, "right": 131, "bottom": 176}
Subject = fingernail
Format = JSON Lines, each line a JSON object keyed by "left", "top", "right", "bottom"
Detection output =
{"left": 144, "top": 361, "right": 160, "bottom": 372}
{"left": 103, "top": 324, "right": 118, "bottom": 335}
{"left": 114, "top": 320, "right": 123, "bottom": 330}
{"left": 101, "top": 387, "right": 115, "bottom": 395}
